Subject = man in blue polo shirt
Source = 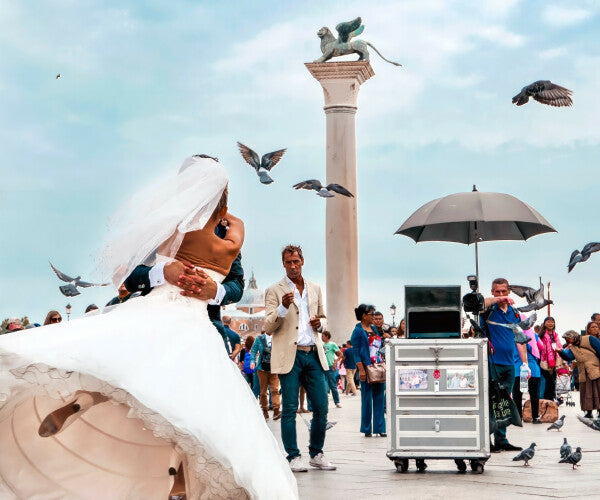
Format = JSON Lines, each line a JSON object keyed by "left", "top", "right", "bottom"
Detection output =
{"left": 483, "top": 277, "right": 529, "bottom": 452}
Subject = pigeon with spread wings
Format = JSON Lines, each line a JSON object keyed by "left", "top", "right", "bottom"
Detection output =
{"left": 293, "top": 179, "right": 354, "bottom": 198}
{"left": 237, "top": 142, "right": 286, "bottom": 185}
{"left": 487, "top": 312, "right": 537, "bottom": 344}
{"left": 509, "top": 277, "right": 553, "bottom": 313}
{"left": 50, "top": 262, "right": 109, "bottom": 297}
{"left": 512, "top": 80, "right": 573, "bottom": 107}
{"left": 567, "top": 242, "right": 600, "bottom": 273}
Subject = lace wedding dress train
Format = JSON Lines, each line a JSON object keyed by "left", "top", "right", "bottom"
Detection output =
{"left": 0, "top": 269, "right": 298, "bottom": 500}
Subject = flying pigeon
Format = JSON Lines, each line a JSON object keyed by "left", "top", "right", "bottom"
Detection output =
{"left": 237, "top": 142, "right": 286, "bottom": 185}
{"left": 56, "top": 74, "right": 61, "bottom": 79}
{"left": 293, "top": 179, "right": 354, "bottom": 198}
{"left": 509, "top": 277, "right": 553, "bottom": 313}
{"left": 559, "top": 447, "right": 582, "bottom": 469}
{"left": 560, "top": 438, "right": 572, "bottom": 459}
{"left": 576, "top": 414, "right": 600, "bottom": 431}
{"left": 49, "top": 262, "right": 109, "bottom": 297}
{"left": 567, "top": 242, "right": 600, "bottom": 273}
{"left": 512, "top": 442, "right": 536, "bottom": 466}
{"left": 487, "top": 312, "right": 537, "bottom": 344}
{"left": 512, "top": 80, "right": 573, "bottom": 107}
{"left": 302, "top": 417, "right": 337, "bottom": 431}
{"left": 547, "top": 415, "right": 566, "bottom": 431}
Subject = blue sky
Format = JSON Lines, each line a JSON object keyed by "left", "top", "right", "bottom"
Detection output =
{"left": 1, "top": 0, "right": 599, "bottom": 330}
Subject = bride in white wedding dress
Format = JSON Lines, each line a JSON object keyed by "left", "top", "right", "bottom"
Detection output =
{"left": 0, "top": 156, "right": 298, "bottom": 500}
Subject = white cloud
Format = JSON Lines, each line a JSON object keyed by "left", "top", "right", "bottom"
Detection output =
{"left": 539, "top": 46, "right": 568, "bottom": 60}
{"left": 474, "top": 25, "right": 525, "bottom": 47}
{"left": 442, "top": 73, "right": 484, "bottom": 88}
{"left": 542, "top": 6, "right": 591, "bottom": 26}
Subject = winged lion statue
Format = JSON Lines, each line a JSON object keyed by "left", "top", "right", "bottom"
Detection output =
{"left": 314, "top": 17, "right": 401, "bottom": 66}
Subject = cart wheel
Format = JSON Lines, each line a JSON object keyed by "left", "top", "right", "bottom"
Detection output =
{"left": 394, "top": 459, "right": 409, "bottom": 473}
{"left": 455, "top": 459, "right": 467, "bottom": 473}
{"left": 415, "top": 459, "right": 427, "bottom": 472}
{"left": 470, "top": 460, "right": 484, "bottom": 474}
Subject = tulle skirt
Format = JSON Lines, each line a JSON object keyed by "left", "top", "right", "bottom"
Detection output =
{"left": 0, "top": 279, "right": 297, "bottom": 499}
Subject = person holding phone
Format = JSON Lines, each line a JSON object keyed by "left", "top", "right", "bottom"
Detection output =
{"left": 264, "top": 245, "right": 335, "bottom": 473}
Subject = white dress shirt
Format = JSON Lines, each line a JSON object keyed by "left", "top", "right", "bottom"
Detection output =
{"left": 149, "top": 262, "right": 225, "bottom": 305}
{"left": 277, "top": 276, "right": 316, "bottom": 346}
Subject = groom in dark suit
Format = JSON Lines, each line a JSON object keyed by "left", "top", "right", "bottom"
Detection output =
{"left": 123, "top": 221, "right": 244, "bottom": 352}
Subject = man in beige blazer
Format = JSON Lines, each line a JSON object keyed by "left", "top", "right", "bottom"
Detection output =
{"left": 264, "top": 245, "right": 335, "bottom": 473}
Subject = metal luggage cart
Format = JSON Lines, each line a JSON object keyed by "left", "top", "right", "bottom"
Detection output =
{"left": 385, "top": 338, "right": 490, "bottom": 473}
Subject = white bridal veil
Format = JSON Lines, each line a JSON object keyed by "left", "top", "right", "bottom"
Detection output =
{"left": 98, "top": 155, "right": 228, "bottom": 286}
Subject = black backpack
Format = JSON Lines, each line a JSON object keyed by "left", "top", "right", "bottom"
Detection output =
{"left": 260, "top": 335, "right": 272, "bottom": 372}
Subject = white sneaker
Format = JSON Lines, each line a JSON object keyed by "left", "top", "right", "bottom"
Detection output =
{"left": 289, "top": 456, "right": 308, "bottom": 472}
{"left": 309, "top": 452, "right": 336, "bottom": 470}
{"left": 335, "top": 403, "right": 342, "bottom": 408}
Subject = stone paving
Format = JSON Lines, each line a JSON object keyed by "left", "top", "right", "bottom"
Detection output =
{"left": 266, "top": 391, "right": 600, "bottom": 499}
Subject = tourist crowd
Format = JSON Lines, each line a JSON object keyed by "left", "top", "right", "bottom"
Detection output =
{"left": 3, "top": 270, "right": 600, "bottom": 471}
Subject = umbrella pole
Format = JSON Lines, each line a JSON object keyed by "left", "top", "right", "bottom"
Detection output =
{"left": 475, "top": 239, "right": 479, "bottom": 291}
{"left": 474, "top": 223, "right": 480, "bottom": 292}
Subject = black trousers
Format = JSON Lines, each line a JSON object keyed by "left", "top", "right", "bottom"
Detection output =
{"left": 512, "top": 376, "right": 540, "bottom": 419}
{"left": 541, "top": 369, "right": 556, "bottom": 400}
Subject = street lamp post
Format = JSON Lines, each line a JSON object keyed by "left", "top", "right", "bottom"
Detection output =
{"left": 390, "top": 303, "right": 397, "bottom": 328}
{"left": 66, "top": 303, "right": 72, "bottom": 321}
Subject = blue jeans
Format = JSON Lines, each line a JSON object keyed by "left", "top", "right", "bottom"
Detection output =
{"left": 279, "top": 350, "right": 329, "bottom": 460}
{"left": 360, "top": 381, "right": 386, "bottom": 434}
{"left": 325, "top": 368, "right": 340, "bottom": 404}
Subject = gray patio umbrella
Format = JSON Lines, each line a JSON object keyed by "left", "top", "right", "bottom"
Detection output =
{"left": 395, "top": 186, "right": 557, "bottom": 285}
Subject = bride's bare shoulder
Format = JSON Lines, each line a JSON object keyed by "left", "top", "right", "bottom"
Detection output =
{"left": 220, "top": 214, "right": 244, "bottom": 255}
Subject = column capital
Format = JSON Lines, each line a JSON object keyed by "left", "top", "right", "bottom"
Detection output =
{"left": 305, "top": 61, "right": 374, "bottom": 110}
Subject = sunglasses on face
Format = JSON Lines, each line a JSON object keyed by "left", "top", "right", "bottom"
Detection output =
{"left": 50, "top": 317, "right": 62, "bottom": 323}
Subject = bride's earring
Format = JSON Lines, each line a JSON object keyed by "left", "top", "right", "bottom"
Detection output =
{"left": 38, "top": 391, "right": 109, "bottom": 437}
{"left": 168, "top": 462, "right": 187, "bottom": 500}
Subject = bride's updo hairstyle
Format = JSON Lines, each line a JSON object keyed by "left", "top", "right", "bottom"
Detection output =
{"left": 211, "top": 184, "right": 228, "bottom": 220}
{"left": 355, "top": 303, "right": 375, "bottom": 321}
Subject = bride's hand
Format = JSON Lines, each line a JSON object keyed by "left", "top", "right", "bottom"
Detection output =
{"left": 178, "top": 268, "right": 218, "bottom": 300}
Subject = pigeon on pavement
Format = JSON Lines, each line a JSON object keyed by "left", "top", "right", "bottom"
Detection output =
{"left": 512, "top": 80, "right": 573, "bottom": 107}
{"left": 567, "top": 242, "right": 600, "bottom": 273}
{"left": 509, "top": 277, "right": 553, "bottom": 313}
{"left": 512, "top": 442, "right": 536, "bottom": 466}
{"left": 560, "top": 437, "right": 572, "bottom": 459}
{"left": 237, "top": 142, "right": 286, "bottom": 185}
{"left": 487, "top": 312, "right": 537, "bottom": 344}
{"left": 49, "top": 262, "right": 109, "bottom": 297}
{"left": 559, "top": 447, "right": 582, "bottom": 469}
{"left": 302, "top": 417, "right": 337, "bottom": 432}
{"left": 547, "top": 415, "right": 566, "bottom": 431}
{"left": 293, "top": 179, "right": 354, "bottom": 198}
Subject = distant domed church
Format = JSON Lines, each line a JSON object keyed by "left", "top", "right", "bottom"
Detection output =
{"left": 225, "top": 272, "right": 265, "bottom": 336}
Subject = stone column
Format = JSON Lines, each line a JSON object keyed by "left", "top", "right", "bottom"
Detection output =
{"left": 305, "top": 61, "right": 374, "bottom": 344}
